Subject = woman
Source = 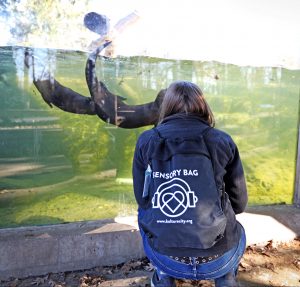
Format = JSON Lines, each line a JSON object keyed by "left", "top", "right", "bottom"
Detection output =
{"left": 132, "top": 81, "right": 248, "bottom": 287}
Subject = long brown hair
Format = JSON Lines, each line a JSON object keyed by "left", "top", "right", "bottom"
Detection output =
{"left": 159, "top": 81, "right": 215, "bottom": 126}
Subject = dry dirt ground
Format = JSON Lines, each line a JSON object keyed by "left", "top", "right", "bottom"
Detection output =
{"left": 1, "top": 239, "right": 300, "bottom": 287}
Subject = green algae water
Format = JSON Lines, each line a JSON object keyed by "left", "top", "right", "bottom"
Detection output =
{"left": 0, "top": 46, "right": 299, "bottom": 228}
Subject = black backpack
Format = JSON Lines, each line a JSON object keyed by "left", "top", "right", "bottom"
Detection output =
{"left": 141, "top": 127, "right": 227, "bottom": 250}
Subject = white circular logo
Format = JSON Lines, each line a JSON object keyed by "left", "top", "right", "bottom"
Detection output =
{"left": 152, "top": 178, "right": 198, "bottom": 217}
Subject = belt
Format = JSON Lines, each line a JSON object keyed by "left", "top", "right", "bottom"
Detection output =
{"left": 169, "top": 254, "right": 220, "bottom": 265}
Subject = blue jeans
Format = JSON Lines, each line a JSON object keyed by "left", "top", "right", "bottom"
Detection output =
{"left": 140, "top": 222, "right": 246, "bottom": 287}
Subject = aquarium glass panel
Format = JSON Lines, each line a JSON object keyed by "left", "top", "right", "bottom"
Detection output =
{"left": 0, "top": 46, "right": 299, "bottom": 228}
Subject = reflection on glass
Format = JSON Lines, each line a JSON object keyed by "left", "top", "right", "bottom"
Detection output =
{"left": 0, "top": 46, "right": 299, "bottom": 228}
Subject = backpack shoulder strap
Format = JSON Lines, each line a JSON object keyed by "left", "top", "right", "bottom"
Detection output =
{"left": 152, "top": 127, "right": 163, "bottom": 140}
{"left": 202, "top": 127, "right": 226, "bottom": 208}
{"left": 201, "top": 127, "right": 212, "bottom": 151}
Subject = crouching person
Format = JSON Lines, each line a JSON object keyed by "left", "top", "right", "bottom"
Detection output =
{"left": 132, "top": 81, "right": 248, "bottom": 287}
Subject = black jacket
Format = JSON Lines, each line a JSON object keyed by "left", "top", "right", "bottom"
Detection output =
{"left": 132, "top": 113, "right": 248, "bottom": 256}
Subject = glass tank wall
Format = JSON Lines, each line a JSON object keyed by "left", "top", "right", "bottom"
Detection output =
{"left": 0, "top": 46, "right": 299, "bottom": 228}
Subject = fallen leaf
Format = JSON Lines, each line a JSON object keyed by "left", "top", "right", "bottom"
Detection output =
{"left": 143, "top": 262, "right": 154, "bottom": 272}
{"left": 30, "top": 277, "right": 46, "bottom": 286}
{"left": 261, "top": 251, "right": 271, "bottom": 257}
{"left": 239, "top": 260, "right": 253, "bottom": 272}
{"left": 264, "top": 262, "right": 276, "bottom": 272}
{"left": 293, "top": 259, "right": 300, "bottom": 269}
{"left": 264, "top": 240, "right": 274, "bottom": 250}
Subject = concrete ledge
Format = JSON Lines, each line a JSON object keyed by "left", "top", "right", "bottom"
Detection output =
{"left": 0, "top": 218, "right": 144, "bottom": 280}
{"left": 237, "top": 205, "right": 300, "bottom": 245}
{"left": 0, "top": 205, "right": 299, "bottom": 280}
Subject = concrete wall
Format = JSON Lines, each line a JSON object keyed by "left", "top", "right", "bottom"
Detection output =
{"left": 1, "top": 205, "right": 299, "bottom": 281}
{"left": 0, "top": 218, "right": 144, "bottom": 280}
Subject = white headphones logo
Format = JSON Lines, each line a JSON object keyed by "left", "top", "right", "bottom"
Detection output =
{"left": 152, "top": 178, "right": 198, "bottom": 217}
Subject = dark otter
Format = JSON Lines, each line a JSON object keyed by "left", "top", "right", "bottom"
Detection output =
{"left": 24, "top": 42, "right": 165, "bottom": 128}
